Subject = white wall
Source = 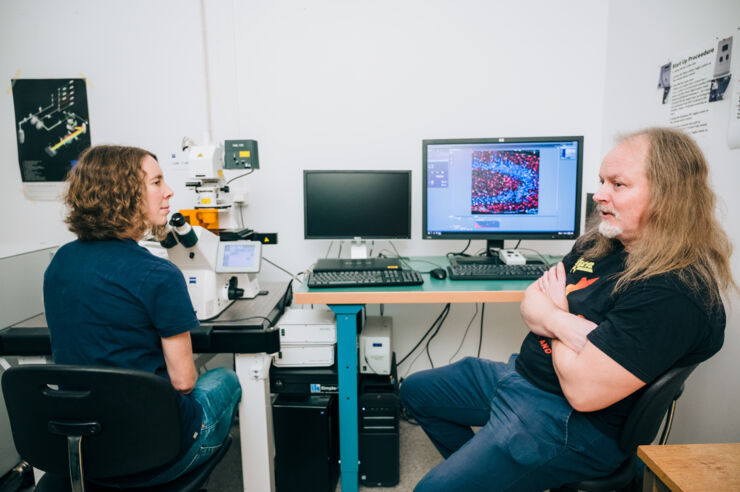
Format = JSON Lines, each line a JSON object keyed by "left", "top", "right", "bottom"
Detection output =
{"left": 229, "top": 0, "right": 609, "bottom": 267}
{"left": 0, "top": 0, "right": 211, "bottom": 249}
{"left": 2, "top": 0, "right": 734, "bottom": 452}
{"left": 220, "top": 0, "right": 611, "bottom": 369}
{"left": 602, "top": 0, "right": 740, "bottom": 443}
{"left": 0, "top": 0, "right": 610, "bottom": 370}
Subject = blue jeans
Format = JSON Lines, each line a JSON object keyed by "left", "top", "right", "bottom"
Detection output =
{"left": 400, "top": 356, "right": 628, "bottom": 492}
{"left": 119, "top": 367, "right": 242, "bottom": 487}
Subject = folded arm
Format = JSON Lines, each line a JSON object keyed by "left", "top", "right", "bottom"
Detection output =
{"left": 551, "top": 339, "right": 645, "bottom": 412}
{"left": 520, "top": 262, "right": 597, "bottom": 353}
{"left": 161, "top": 331, "right": 198, "bottom": 394}
{"left": 520, "top": 262, "right": 645, "bottom": 411}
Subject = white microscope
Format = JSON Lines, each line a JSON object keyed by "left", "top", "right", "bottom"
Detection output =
{"left": 181, "top": 139, "right": 259, "bottom": 231}
{"left": 161, "top": 212, "right": 262, "bottom": 320}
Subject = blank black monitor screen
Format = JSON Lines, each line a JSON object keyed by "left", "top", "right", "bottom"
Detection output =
{"left": 304, "top": 170, "right": 411, "bottom": 239}
{"left": 423, "top": 136, "right": 582, "bottom": 241}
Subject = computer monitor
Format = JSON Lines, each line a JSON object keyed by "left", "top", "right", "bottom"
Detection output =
{"left": 422, "top": 136, "right": 582, "bottom": 254}
{"left": 304, "top": 170, "right": 412, "bottom": 258}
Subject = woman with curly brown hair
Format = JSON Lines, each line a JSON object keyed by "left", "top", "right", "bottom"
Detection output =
{"left": 43, "top": 145, "right": 241, "bottom": 487}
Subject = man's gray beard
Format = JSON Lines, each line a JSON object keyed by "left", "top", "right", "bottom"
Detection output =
{"left": 598, "top": 220, "right": 623, "bottom": 239}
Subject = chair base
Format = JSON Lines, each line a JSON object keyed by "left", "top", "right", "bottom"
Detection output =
{"left": 35, "top": 437, "right": 231, "bottom": 492}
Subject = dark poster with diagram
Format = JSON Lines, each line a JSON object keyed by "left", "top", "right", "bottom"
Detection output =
{"left": 12, "top": 78, "right": 91, "bottom": 182}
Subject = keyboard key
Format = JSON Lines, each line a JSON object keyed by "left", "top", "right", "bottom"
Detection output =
{"left": 447, "top": 263, "right": 548, "bottom": 280}
{"left": 307, "top": 269, "right": 424, "bottom": 288}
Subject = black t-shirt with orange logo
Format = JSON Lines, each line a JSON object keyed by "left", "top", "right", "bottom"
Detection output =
{"left": 514, "top": 244, "right": 725, "bottom": 438}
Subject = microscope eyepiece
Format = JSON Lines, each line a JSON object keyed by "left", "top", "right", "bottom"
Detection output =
{"left": 169, "top": 212, "right": 198, "bottom": 248}
{"left": 160, "top": 229, "right": 178, "bottom": 249}
{"left": 169, "top": 213, "right": 187, "bottom": 227}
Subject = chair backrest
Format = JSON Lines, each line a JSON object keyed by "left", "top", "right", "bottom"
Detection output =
{"left": 1, "top": 364, "right": 182, "bottom": 480}
{"left": 618, "top": 363, "right": 698, "bottom": 454}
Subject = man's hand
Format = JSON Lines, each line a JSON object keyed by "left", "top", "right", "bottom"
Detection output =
{"left": 521, "top": 262, "right": 597, "bottom": 353}
{"left": 521, "top": 262, "right": 569, "bottom": 338}
{"left": 537, "top": 262, "right": 568, "bottom": 312}
{"left": 520, "top": 280, "right": 560, "bottom": 338}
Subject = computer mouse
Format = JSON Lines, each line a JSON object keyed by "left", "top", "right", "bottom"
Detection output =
{"left": 430, "top": 267, "right": 447, "bottom": 280}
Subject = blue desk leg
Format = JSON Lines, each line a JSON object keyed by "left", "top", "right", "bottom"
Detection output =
{"left": 329, "top": 304, "right": 363, "bottom": 492}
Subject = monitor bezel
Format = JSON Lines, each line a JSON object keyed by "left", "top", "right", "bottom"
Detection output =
{"left": 422, "top": 136, "right": 583, "bottom": 241}
{"left": 303, "top": 169, "right": 413, "bottom": 240}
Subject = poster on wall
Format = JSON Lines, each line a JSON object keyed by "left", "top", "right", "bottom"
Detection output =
{"left": 657, "top": 36, "right": 733, "bottom": 136}
{"left": 11, "top": 78, "right": 91, "bottom": 200}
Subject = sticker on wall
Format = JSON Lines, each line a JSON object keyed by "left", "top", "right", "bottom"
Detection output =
{"left": 657, "top": 62, "right": 671, "bottom": 105}
{"left": 709, "top": 37, "right": 733, "bottom": 103}
{"left": 11, "top": 78, "right": 91, "bottom": 200}
{"left": 727, "top": 32, "right": 740, "bottom": 149}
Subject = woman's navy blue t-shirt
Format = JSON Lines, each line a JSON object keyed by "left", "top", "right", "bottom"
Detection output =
{"left": 43, "top": 239, "right": 203, "bottom": 456}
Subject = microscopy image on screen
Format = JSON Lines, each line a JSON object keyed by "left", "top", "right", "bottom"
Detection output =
{"left": 471, "top": 150, "right": 539, "bottom": 214}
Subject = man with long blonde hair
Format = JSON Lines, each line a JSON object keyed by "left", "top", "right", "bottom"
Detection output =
{"left": 401, "top": 127, "right": 734, "bottom": 491}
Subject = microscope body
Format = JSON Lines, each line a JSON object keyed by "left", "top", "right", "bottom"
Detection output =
{"left": 165, "top": 226, "right": 260, "bottom": 320}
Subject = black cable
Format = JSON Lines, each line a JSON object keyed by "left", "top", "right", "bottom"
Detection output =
{"left": 445, "top": 240, "right": 471, "bottom": 258}
{"left": 516, "top": 247, "right": 552, "bottom": 266}
{"left": 448, "top": 303, "right": 479, "bottom": 364}
{"left": 477, "top": 303, "right": 485, "bottom": 357}
{"left": 236, "top": 290, "right": 269, "bottom": 298}
{"left": 325, "top": 241, "right": 334, "bottom": 258}
{"left": 226, "top": 168, "right": 255, "bottom": 184}
{"left": 513, "top": 239, "right": 522, "bottom": 249}
{"left": 199, "top": 300, "right": 237, "bottom": 322}
{"left": 397, "top": 304, "right": 451, "bottom": 367}
{"left": 262, "top": 256, "right": 302, "bottom": 282}
{"left": 424, "top": 304, "right": 451, "bottom": 368}
{"left": 399, "top": 406, "right": 420, "bottom": 426}
{"left": 457, "top": 240, "right": 472, "bottom": 255}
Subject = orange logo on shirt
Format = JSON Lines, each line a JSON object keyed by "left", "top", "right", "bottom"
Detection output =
{"left": 565, "top": 277, "right": 599, "bottom": 295}
{"left": 539, "top": 338, "right": 552, "bottom": 354}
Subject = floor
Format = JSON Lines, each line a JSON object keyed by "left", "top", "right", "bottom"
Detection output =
{"left": 16, "top": 412, "right": 439, "bottom": 492}
{"left": 206, "top": 418, "right": 441, "bottom": 491}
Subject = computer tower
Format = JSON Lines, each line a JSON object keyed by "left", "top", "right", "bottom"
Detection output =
{"left": 273, "top": 394, "right": 339, "bottom": 492}
{"left": 270, "top": 364, "right": 338, "bottom": 396}
{"left": 358, "top": 355, "right": 400, "bottom": 487}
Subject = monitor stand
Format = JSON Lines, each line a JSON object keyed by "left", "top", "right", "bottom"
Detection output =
{"left": 449, "top": 240, "right": 505, "bottom": 265}
{"left": 350, "top": 237, "right": 369, "bottom": 259}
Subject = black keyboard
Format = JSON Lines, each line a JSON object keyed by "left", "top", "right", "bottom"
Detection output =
{"left": 307, "top": 269, "right": 424, "bottom": 288}
{"left": 447, "top": 263, "right": 549, "bottom": 280}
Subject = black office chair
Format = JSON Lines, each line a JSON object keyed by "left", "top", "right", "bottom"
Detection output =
{"left": 1, "top": 364, "right": 231, "bottom": 492}
{"left": 552, "top": 363, "right": 699, "bottom": 492}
